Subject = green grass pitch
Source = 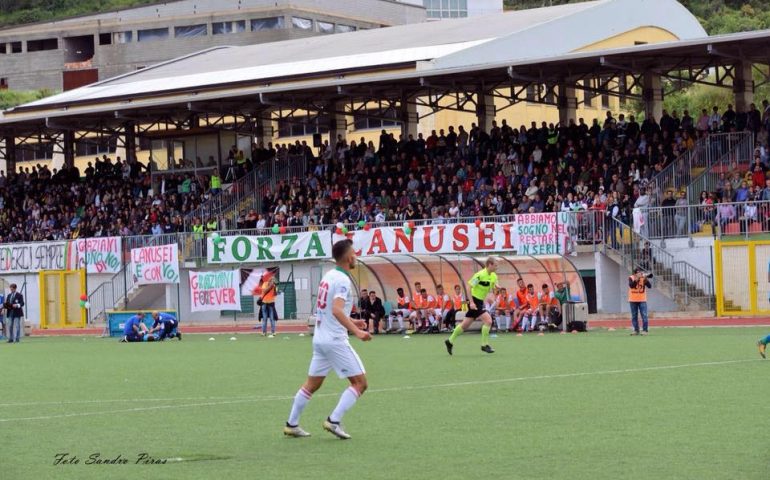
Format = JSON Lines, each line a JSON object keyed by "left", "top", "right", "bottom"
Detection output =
{"left": 1, "top": 328, "right": 768, "bottom": 480}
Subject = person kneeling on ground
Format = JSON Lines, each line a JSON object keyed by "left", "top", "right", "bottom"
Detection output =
{"left": 121, "top": 312, "right": 156, "bottom": 342}
{"left": 149, "top": 311, "right": 182, "bottom": 341}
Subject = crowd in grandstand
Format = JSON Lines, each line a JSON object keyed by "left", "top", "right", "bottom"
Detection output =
{"left": 0, "top": 156, "right": 208, "bottom": 242}
{"left": 254, "top": 102, "right": 770, "bottom": 235}
{"left": 3, "top": 101, "right": 770, "bottom": 242}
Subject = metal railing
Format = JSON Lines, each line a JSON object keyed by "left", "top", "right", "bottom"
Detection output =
{"left": 184, "top": 153, "right": 307, "bottom": 230}
{"left": 640, "top": 199, "right": 770, "bottom": 240}
{"left": 686, "top": 132, "right": 755, "bottom": 202}
{"left": 649, "top": 132, "right": 752, "bottom": 203}
{"left": 87, "top": 264, "right": 137, "bottom": 325}
{"left": 88, "top": 234, "right": 180, "bottom": 324}
{"left": 604, "top": 216, "right": 713, "bottom": 309}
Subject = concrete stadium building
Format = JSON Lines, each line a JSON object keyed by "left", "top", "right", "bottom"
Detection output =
{"left": 0, "top": 0, "right": 504, "bottom": 93}
{"left": 0, "top": 0, "right": 427, "bottom": 92}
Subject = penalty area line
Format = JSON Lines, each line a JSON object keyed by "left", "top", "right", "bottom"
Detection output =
{"left": 0, "top": 358, "right": 757, "bottom": 423}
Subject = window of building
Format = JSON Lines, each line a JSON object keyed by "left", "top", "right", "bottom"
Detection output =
{"left": 137, "top": 28, "right": 169, "bottom": 42}
{"left": 98, "top": 33, "right": 112, "bottom": 45}
{"left": 10, "top": 42, "right": 22, "bottom": 53}
{"left": 335, "top": 24, "right": 356, "bottom": 33}
{"left": 75, "top": 138, "right": 117, "bottom": 157}
{"left": 175, "top": 24, "right": 207, "bottom": 38}
{"left": 278, "top": 114, "right": 330, "bottom": 138}
{"left": 212, "top": 20, "right": 246, "bottom": 35}
{"left": 16, "top": 143, "right": 53, "bottom": 161}
{"left": 354, "top": 110, "right": 398, "bottom": 131}
{"left": 0, "top": 78, "right": 8, "bottom": 90}
{"left": 0, "top": 43, "right": 6, "bottom": 54}
{"left": 27, "top": 38, "right": 58, "bottom": 52}
{"left": 318, "top": 21, "right": 334, "bottom": 34}
{"left": 291, "top": 17, "right": 313, "bottom": 30}
{"left": 424, "top": 0, "right": 467, "bottom": 19}
{"left": 113, "top": 31, "right": 133, "bottom": 44}
{"left": 251, "top": 17, "right": 284, "bottom": 31}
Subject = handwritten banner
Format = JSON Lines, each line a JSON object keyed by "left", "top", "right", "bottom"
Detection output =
{"left": 511, "top": 212, "right": 572, "bottom": 255}
{"left": 189, "top": 270, "right": 241, "bottom": 312}
{"left": 74, "top": 237, "right": 122, "bottom": 273}
{"left": 208, "top": 231, "right": 332, "bottom": 264}
{"left": 0, "top": 241, "right": 75, "bottom": 273}
{"left": 130, "top": 244, "right": 180, "bottom": 284}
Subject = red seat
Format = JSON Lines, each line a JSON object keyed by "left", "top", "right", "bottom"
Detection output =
{"left": 749, "top": 222, "right": 763, "bottom": 233}
{"left": 724, "top": 222, "right": 740, "bottom": 234}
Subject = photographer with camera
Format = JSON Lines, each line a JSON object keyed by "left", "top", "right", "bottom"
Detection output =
{"left": 629, "top": 267, "right": 652, "bottom": 336}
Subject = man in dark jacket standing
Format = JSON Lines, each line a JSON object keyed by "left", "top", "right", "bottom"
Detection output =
{"left": 5, "top": 284, "right": 24, "bottom": 343}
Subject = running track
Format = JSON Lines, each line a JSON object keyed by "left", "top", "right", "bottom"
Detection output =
{"left": 29, "top": 316, "right": 770, "bottom": 336}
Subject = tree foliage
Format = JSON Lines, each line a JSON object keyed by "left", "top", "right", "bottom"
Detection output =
{"left": 504, "top": 0, "right": 770, "bottom": 34}
{"left": 0, "top": 0, "right": 159, "bottom": 27}
{"left": 0, "top": 89, "right": 54, "bottom": 110}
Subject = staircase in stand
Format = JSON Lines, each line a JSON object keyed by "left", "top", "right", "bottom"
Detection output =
{"left": 184, "top": 153, "right": 308, "bottom": 231}
{"left": 604, "top": 217, "right": 714, "bottom": 310}
{"left": 648, "top": 131, "right": 753, "bottom": 202}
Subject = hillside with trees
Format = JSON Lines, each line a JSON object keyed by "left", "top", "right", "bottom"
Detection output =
{"left": 504, "top": 1, "right": 770, "bottom": 35}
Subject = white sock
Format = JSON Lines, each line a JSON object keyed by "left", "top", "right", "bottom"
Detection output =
{"left": 287, "top": 387, "right": 312, "bottom": 426}
{"left": 505, "top": 315, "right": 511, "bottom": 330}
{"left": 329, "top": 386, "right": 360, "bottom": 423}
{"left": 397, "top": 316, "right": 404, "bottom": 329}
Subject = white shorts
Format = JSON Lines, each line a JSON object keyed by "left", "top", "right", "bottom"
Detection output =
{"left": 308, "top": 341, "right": 366, "bottom": 379}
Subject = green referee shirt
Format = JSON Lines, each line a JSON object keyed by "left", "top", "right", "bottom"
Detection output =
{"left": 468, "top": 268, "right": 498, "bottom": 300}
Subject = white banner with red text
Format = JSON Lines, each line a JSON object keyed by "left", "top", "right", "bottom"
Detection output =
{"left": 130, "top": 244, "right": 180, "bottom": 284}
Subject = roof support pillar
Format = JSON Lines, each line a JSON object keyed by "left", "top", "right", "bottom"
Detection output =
{"left": 2, "top": 136, "right": 16, "bottom": 178}
{"left": 733, "top": 60, "right": 754, "bottom": 113}
{"left": 476, "top": 87, "right": 496, "bottom": 133}
{"left": 62, "top": 130, "right": 75, "bottom": 169}
{"left": 558, "top": 84, "right": 578, "bottom": 127}
{"left": 400, "top": 95, "right": 418, "bottom": 139}
{"left": 256, "top": 116, "right": 275, "bottom": 148}
{"left": 328, "top": 101, "right": 348, "bottom": 149}
{"left": 123, "top": 121, "right": 136, "bottom": 163}
{"left": 642, "top": 72, "right": 663, "bottom": 122}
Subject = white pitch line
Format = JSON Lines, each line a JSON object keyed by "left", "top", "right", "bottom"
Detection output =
{"left": 0, "top": 358, "right": 757, "bottom": 424}
{"left": 0, "top": 395, "right": 288, "bottom": 408}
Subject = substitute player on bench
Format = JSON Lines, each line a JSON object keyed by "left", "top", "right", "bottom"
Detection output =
{"left": 284, "top": 239, "right": 371, "bottom": 440}
{"left": 444, "top": 257, "right": 500, "bottom": 354}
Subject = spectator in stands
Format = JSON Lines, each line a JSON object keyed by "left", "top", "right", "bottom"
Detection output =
{"left": 674, "top": 191, "right": 689, "bottom": 236}
{"left": 716, "top": 199, "right": 736, "bottom": 229}
{"left": 740, "top": 200, "right": 758, "bottom": 234}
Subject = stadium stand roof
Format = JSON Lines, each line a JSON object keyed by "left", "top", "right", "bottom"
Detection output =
{"left": 3, "top": 0, "right": 769, "bottom": 136}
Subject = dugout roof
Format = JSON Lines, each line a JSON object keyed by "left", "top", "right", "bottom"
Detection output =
{"left": 339, "top": 254, "right": 585, "bottom": 308}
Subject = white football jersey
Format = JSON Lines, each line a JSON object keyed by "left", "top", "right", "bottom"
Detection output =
{"left": 314, "top": 268, "right": 354, "bottom": 343}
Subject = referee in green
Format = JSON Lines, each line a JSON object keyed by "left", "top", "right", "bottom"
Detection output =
{"left": 445, "top": 257, "right": 500, "bottom": 354}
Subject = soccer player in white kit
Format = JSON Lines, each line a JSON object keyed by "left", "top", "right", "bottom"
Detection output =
{"left": 284, "top": 239, "right": 372, "bottom": 440}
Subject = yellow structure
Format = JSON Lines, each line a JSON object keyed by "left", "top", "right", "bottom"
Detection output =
{"left": 39, "top": 269, "right": 87, "bottom": 329}
{"left": 714, "top": 240, "right": 770, "bottom": 316}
